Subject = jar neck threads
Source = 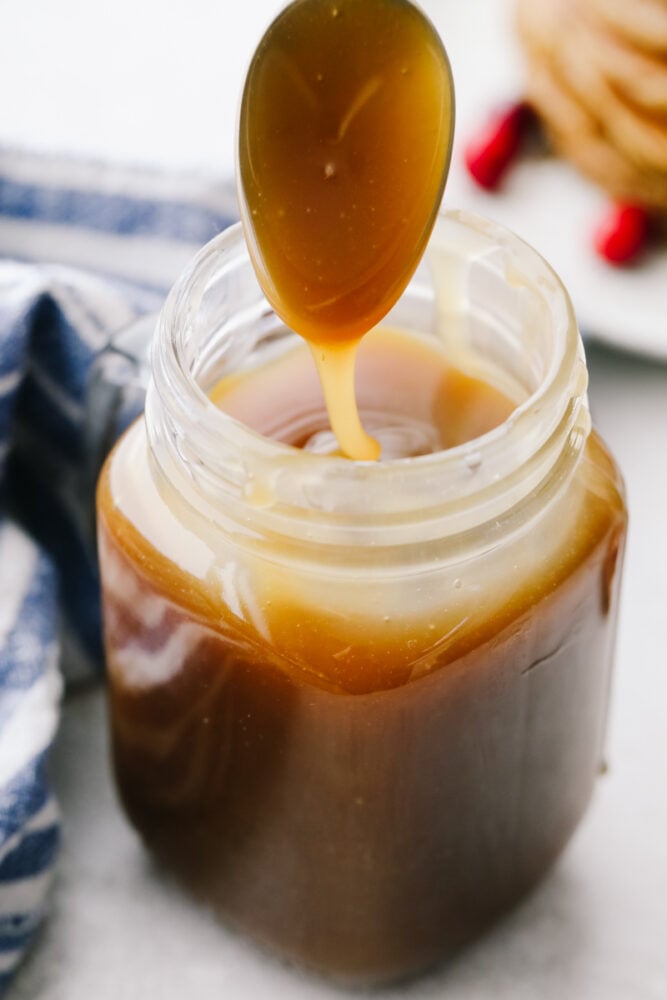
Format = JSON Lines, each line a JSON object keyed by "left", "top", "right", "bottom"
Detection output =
{"left": 145, "top": 211, "right": 589, "bottom": 567}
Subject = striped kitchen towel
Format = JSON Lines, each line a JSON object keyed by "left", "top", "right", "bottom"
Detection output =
{"left": 0, "top": 146, "right": 237, "bottom": 990}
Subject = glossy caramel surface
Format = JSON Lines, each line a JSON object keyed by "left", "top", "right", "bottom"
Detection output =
{"left": 209, "top": 327, "right": 515, "bottom": 456}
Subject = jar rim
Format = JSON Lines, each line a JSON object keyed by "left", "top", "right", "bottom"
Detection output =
{"left": 146, "top": 209, "right": 588, "bottom": 550}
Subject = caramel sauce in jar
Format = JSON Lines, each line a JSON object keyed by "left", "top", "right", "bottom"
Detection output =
{"left": 98, "top": 214, "right": 627, "bottom": 984}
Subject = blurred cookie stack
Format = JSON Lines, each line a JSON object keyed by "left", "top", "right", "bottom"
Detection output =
{"left": 516, "top": 0, "right": 667, "bottom": 215}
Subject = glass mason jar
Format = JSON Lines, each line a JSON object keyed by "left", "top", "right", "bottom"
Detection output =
{"left": 97, "top": 210, "right": 627, "bottom": 986}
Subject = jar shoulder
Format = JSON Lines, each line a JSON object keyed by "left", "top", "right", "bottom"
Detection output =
{"left": 580, "top": 427, "right": 628, "bottom": 526}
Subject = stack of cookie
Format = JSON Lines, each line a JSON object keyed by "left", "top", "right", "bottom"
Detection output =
{"left": 516, "top": 0, "right": 667, "bottom": 214}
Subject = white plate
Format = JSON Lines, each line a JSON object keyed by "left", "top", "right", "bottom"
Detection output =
{"left": 424, "top": 0, "right": 667, "bottom": 361}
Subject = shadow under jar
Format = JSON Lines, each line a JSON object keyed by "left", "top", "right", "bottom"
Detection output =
{"left": 97, "top": 211, "right": 627, "bottom": 986}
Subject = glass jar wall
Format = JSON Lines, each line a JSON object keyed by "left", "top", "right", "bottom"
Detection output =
{"left": 97, "top": 211, "right": 626, "bottom": 986}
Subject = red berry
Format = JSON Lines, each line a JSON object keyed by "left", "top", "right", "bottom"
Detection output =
{"left": 593, "top": 203, "right": 651, "bottom": 265}
{"left": 464, "top": 102, "right": 534, "bottom": 190}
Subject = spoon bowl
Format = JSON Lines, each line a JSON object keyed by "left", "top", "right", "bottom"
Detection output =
{"left": 237, "top": 0, "right": 455, "bottom": 346}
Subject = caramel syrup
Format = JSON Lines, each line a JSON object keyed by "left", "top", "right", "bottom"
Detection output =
{"left": 210, "top": 326, "right": 515, "bottom": 458}
{"left": 238, "top": 0, "right": 454, "bottom": 459}
{"left": 99, "top": 415, "right": 626, "bottom": 980}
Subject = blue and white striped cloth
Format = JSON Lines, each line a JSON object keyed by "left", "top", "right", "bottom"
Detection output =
{"left": 0, "top": 146, "right": 237, "bottom": 990}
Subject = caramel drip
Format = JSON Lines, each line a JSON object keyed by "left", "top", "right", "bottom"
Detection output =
{"left": 238, "top": 0, "right": 454, "bottom": 460}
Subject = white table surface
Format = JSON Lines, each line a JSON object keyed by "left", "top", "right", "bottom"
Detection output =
{"left": 3, "top": 1, "right": 667, "bottom": 998}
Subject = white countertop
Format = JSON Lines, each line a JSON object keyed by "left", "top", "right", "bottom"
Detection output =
{"left": 4, "top": 1, "right": 667, "bottom": 997}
